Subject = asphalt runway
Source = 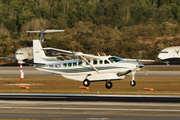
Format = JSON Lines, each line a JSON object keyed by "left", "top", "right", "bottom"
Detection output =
{"left": 0, "top": 65, "right": 180, "bottom": 119}
{"left": 0, "top": 94, "right": 180, "bottom": 119}
{"left": 0, "top": 65, "right": 180, "bottom": 77}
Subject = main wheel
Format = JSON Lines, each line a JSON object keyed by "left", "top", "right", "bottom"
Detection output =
{"left": 130, "top": 80, "right": 136, "bottom": 86}
{"left": 83, "top": 79, "right": 90, "bottom": 87}
{"left": 105, "top": 81, "right": 113, "bottom": 89}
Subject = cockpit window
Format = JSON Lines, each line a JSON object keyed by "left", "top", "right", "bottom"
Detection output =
{"left": 16, "top": 53, "right": 24, "bottom": 55}
{"left": 108, "top": 56, "right": 125, "bottom": 63}
{"left": 160, "top": 51, "right": 168, "bottom": 53}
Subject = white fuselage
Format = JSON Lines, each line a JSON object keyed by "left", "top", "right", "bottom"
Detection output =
{"left": 34, "top": 58, "right": 143, "bottom": 81}
{"left": 158, "top": 46, "right": 180, "bottom": 61}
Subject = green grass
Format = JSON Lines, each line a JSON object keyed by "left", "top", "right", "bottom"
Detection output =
{"left": 0, "top": 76, "right": 180, "bottom": 95}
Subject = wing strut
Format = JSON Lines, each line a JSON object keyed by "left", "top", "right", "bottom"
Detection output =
{"left": 80, "top": 56, "right": 99, "bottom": 73}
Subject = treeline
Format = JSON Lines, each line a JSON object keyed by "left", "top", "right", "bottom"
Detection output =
{"left": 1, "top": 0, "right": 180, "bottom": 61}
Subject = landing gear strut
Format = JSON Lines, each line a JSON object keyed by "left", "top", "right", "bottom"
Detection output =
{"left": 105, "top": 81, "right": 113, "bottom": 89}
{"left": 130, "top": 72, "right": 136, "bottom": 87}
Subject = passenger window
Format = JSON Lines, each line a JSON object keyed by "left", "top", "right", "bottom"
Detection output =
{"left": 99, "top": 60, "right": 103, "bottom": 64}
{"left": 105, "top": 60, "right": 110, "bottom": 64}
{"left": 78, "top": 61, "right": 82, "bottom": 66}
{"left": 68, "top": 63, "right": 72, "bottom": 67}
{"left": 63, "top": 63, "right": 67, "bottom": 67}
{"left": 86, "top": 60, "right": 90, "bottom": 65}
{"left": 73, "top": 62, "right": 77, "bottom": 66}
{"left": 93, "top": 60, "right": 97, "bottom": 65}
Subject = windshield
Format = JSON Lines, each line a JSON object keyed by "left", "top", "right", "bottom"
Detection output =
{"left": 108, "top": 56, "right": 125, "bottom": 63}
{"left": 160, "top": 51, "right": 168, "bottom": 53}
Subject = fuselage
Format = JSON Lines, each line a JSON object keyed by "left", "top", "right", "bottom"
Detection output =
{"left": 15, "top": 47, "right": 33, "bottom": 63}
{"left": 34, "top": 56, "right": 143, "bottom": 81}
{"left": 158, "top": 46, "right": 180, "bottom": 61}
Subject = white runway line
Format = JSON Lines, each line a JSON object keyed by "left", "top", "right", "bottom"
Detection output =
{"left": 0, "top": 107, "right": 180, "bottom": 112}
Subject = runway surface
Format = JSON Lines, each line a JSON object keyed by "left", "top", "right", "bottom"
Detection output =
{"left": 0, "top": 65, "right": 180, "bottom": 119}
{"left": 0, "top": 94, "right": 180, "bottom": 119}
{"left": 0, "top": 65, "right": 180, "bottom": 77}
{"left": 0, "top": 94, "right": 180, "bottom": 103}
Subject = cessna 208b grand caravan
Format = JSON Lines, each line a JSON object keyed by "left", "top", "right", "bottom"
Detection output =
{"left": 33, "top": 40, "right": 151, "bottom": 89}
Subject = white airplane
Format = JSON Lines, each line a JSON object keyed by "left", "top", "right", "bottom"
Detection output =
{"left": 158, "top": 46, "right": 180, "bottom": 62}
{"left": 0, "top": 47, "right": 33, "bottom": 64}
{"left": 1, "top": 30, "right": 65, "bottom": 64}
{"left": 0, "top": 30, "right": 64, "bottom": 84}
{"left": 33, "top": 39, "right": 148, "bottom": 89}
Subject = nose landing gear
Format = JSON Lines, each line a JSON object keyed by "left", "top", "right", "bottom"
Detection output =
{"left": 130, "top": 71, "right": 136, "bottom": 87}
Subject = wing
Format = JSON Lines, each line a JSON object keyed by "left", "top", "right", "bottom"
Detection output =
{"left": 43, "top": 47, "right": 100, "bottom": 73}
{"left": 43, "top": 47, "right": 101, "bottom": 60}
{"left": 123, "top": 58, "right": 155, "bottom": 62}
{"left": 0, "top": 57, "right": 16, "bottom": 60}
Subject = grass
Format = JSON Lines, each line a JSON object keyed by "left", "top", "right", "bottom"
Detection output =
{"left": 0, "top": 76, "right": 180, "bottom": 95}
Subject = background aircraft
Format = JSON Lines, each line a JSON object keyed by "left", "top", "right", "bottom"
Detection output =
{"left": 158, "top": 46, "right": 180, "bottom": 64}
{"left": 0, "top": 30, "right": 65, "bottom": 64}
{"left": 0, "top": 47, "right": 33, "bottom": 64}
{"left": 0, "top": 30, "right": 64, "bottom": 84}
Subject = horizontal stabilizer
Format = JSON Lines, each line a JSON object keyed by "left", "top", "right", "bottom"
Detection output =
{"left": 27, "top": 30, "right": 65, "bottom": 33}
{"left": 28, "top": 29, "right": 65, "bottom": 46}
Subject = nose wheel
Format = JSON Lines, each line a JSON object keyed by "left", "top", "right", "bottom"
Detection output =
{"left": 130, "top": 71, "right": 136, "bottom": 87}
{"left": 130, "top": 80, "right": 136, "bottom": 86}
{"left": 105, "top": 81, "right": 113, "bottom": 89}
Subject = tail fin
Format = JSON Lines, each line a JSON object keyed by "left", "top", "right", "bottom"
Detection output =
{"left": 33, "top": 40, "right": 47, "bottom": 64}
{"left": 33, "top": 40, "right": 59, "bottom": 64}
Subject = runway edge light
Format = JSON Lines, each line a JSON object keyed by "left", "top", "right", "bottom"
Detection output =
{"left": 144, "top": 88, "right": 154, "bottom": 91}
{"left": 19, "top": 86, "right": 30, "bottom": 89}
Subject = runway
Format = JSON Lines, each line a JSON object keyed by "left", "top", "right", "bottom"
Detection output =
{"left": 0, "top": 65, "right": 180, "bottom": 77}
{"left": 0, "top": 65, "right": 180, "bottom": 119}
{"left": 0, "top": 94, "right": 180, "bottom": 103}
{"left": 0, "top": 94, "right": 180, "bottom": 119}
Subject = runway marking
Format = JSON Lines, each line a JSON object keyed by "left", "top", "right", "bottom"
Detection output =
{"left": 0, "top": 107, "right": 180, "bottom": 112}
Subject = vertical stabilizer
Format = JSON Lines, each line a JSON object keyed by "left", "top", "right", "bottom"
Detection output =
{"left": 33, "top": 40, "right": 47, "bottom": 64}
{"left": 33, "top": 40, "right": 60, "bottom": 64}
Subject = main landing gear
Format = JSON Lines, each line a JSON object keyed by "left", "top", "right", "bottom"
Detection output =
{"left": 82, "top": 71, "right": 137, "bottom": 89}
{"left": 83, "top": 79, "right": 90, "bottom": 87}
{"left": 105, "top": 81, "right": 113, "bottom": 89}
{"left": 83, "top": 79, "right": 113, "bottom": 89}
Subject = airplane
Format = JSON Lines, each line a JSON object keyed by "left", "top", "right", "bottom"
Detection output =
{"left": 0, "top": 30, "right": 64, "bottom": 84}
{"left": 158, "top": 46, "right": 180, "bottom": 64}
{"left": 1, "top": 30, "right": 65, "bottom": 64}
{"left": 32, "top": 39, "right": 152, "bottom": 89}
{"left": 0, "top": 47, "right": 33, "bottom": 64}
